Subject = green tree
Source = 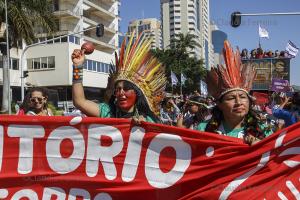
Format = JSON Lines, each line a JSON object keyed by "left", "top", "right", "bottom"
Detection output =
{"left": 170, "top": 33, "right": 200, "bottom": 55}
{"left": 152, "top": 33, "right": 206, "bottom": 94}
{"left": 0, "top": 0, "right": 57, "bottom": 46}
{"left": 0, "top": 0, "right": 57, "bottom": 113}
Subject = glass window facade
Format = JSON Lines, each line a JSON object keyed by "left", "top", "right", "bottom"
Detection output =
{"left": 27, "top": 56, "right": 55, "bottom": 70}
{"left": 84, "top": 59, "right": 110, "bottom": 74}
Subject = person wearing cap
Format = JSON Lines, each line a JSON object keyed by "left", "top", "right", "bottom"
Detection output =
{"left": 196, "top": 41, "right": 273, "bottom": 145}
{"left": 177, "top": 95, "right": 211, "bottom": 129}
{"left": 71, "top": 32, "right": 166, "bottom": 123}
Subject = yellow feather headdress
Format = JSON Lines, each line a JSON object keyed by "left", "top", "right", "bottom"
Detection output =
{"left": 206, "top": 40, "right": 256, "bottom": 100}
{"left": 112, "top": 32, "right": 167, "bottom": 114}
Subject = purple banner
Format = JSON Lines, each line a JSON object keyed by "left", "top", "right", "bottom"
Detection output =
{"left": 271, "top": 78, "right": 290, "bottom": 92}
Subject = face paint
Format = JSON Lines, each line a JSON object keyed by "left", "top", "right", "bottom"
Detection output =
{"left": 115, "top": 81, "right": 137, "bottom": 112}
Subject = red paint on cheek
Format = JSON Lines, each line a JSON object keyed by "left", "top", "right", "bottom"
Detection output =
{"left": 117, "top": 90, "right": 137, "bottom": 110}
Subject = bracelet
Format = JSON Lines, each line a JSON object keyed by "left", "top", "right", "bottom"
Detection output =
{"left": 73, "top": 65, "right": 83, "bottom": 83}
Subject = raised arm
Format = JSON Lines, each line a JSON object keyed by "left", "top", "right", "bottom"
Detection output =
{"left": 72, "top": 49, "right": 100, "bottom": 117}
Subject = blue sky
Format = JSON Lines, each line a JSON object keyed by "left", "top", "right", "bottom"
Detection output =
{"left": 120, "top": 0, "right": 300, "bottom": 86}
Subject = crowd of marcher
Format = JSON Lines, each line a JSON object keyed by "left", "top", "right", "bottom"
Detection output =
{"left": 241, "top": 48, "right": 289, "bottom": 60}
{"left": 15, "top": 33, "right": 300, "bottom": 146}
{"left": 158, "top": 90, "right": 300, "bottom": 133}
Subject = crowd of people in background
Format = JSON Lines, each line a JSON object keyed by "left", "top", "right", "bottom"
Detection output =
{"left": 240, "top": 48, "right": 289, "bottom": 60}
{"left": 11, "top": 37, "right": 300, "bottom": 147}
{"left": 159, "top": 90, "right": 300, "bottom": 133}
{"left": 15, "top": 87, "right": 300, "bottom": 143}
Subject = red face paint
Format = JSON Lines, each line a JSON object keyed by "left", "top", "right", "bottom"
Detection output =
{"left": 115, "top": 81, "right": 137, "bottom": 112}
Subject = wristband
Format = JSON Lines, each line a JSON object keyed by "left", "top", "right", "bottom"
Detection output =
{"left": 73, "top": 65, "right": 83, "bottom": 83}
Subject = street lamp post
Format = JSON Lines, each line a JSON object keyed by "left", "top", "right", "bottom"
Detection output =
{"left": 3, "top": 0, "right": 11, "bottom": 114}
{"left": 20, "top": 24, "right": 102, "bottom": 101}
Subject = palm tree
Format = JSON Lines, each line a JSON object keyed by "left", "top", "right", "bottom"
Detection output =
{"left": 0, "top": 0, "right": 57, "bottom": 113}
{"left": 0, "top": 0, "right": 56, "bottom": 46}
{"left": 151, "top": 33, "right": 206, "bottom": 94}
{"left": 169, "top": 33, "right": 200, "bottom": 55}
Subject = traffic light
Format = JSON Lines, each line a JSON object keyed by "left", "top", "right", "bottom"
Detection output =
{"left": 231, "top": 12, "right": 242, "bottom": 28}
{"left": 23, "top": 70, "right": 29, "bottom": 78}
{"left": 96, "top": 24, "right": 104, "bottom": 37}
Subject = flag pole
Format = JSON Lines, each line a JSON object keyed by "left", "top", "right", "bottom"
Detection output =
{"left": 180, "top": 70, "right": 183, "bottom": 96}
{"left": 170, "top": 70, "right": 173, "bottom": 94}
{"left": 258, "top": 24, "right": 261, "bottom": 48}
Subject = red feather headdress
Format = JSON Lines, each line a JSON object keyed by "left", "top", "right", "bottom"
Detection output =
{"left": 206, "top": 40, "right": 256, "bottom": 100}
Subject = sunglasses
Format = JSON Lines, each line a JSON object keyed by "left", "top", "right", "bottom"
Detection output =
{"left": 114, "top": 86, "right": 133, "bottom": 95}
{"left": 30, "top": 97, "right": 45, "bottom": 103}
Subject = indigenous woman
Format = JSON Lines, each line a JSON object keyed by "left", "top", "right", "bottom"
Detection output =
{"left": 196, "top": 41, "right": 273, "bottom": 145}
{"left": 71, "top": 33, "right": 166, "bottom": 123}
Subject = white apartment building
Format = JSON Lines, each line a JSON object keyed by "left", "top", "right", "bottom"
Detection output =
{"left": 127, "top": 18, "right": 162, "bottom": 49}
{"left": 160, "top": 0, "right": 213, "bottom": 69}
{"left": 210, "top": 22, "right": 227, "bottom": 67}
{"left": 0, "top": 0, "right": 120, "bottom": 104}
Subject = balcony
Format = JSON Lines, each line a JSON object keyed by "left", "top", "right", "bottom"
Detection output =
{"left": 88, "top": 0, "right": 116, "bottom": 6}
{"left": 60, "top": 23, "right": 80, "bottom": 32}
{"left": 83, "top": 17, "right": 116, "bottom": 35}
{"left": 53, "top": 2, "right": 81, "bottom": 18}
{"left": 83, "top": 0, "right": 116, "bottom": 19}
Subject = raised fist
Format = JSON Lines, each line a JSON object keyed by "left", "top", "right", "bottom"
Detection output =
{"left": 71, "top": 49, "right": 85, "bottom": 67}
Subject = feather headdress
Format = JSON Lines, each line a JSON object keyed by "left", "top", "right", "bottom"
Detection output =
{"left": 112, "top": 32, "right": 167, "bottom": 114}
{"left": 206, "top": 40, "right": 256, "bottom": 100}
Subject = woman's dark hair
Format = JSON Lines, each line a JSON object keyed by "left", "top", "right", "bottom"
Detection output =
{"left": 205, "top": 95, "right": 267, "bottom": 139}
{"left": 20, "top": 87, "right": 49, "bottom": 113}
{"left": 257, "top": 47, "right": 263, "bottom": 54}
{"left": 279, "top": 51, "right": 286, "bottom": 57}
{"left": 241, "top": 49, "right": 248, "bottom": 57}
{"left": 108, "top": 81, "right": 159, "bottom": 122}
{"left": 250, "top": 49, "right": 257, "bottom": 57}
{"left": 161, "top": 97, "right": 172, "bottom": 107}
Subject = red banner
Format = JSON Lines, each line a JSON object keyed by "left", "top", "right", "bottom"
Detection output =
{"left": 0, "top": 115, "right": 299, "bottom": 199}
{"left": 252, "top": 92, "right": 269, "bottom": 106}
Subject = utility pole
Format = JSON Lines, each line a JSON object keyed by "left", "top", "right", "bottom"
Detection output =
{"left": 0, "top": 0, "right": 11, "bottom": 114}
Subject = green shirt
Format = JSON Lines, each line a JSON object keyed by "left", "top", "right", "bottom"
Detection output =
{"left": 196, "top": 121, "right": 273, "bottom": 139}
{"left": 98, "top": 103, "right": 155, "bottom": 123}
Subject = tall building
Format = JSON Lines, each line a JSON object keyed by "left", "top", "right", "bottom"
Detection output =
{"left": 211, "top": 22, "right": 227, "bottom": 66}
{"left": 1, "top": 0, "right": 120, "bottom": 104}
{"left": 160, "top": 0, "right": 213, "bottom": 69}
{"left": 127, "top": 18, "right": 162, "bottom": 49}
